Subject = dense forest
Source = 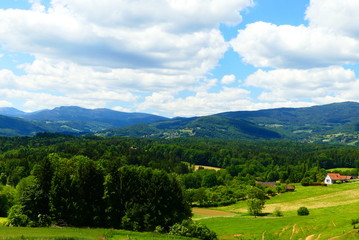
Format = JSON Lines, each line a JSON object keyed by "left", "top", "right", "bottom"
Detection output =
{"left": 0, "top": 133, "right": 358, "bottom": 232}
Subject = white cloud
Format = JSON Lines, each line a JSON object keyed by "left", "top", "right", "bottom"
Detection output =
{"left": 0, "top": 0, "right": 255, "bottom": 115}
{"left": 231, "top": 22, "right": 359, "bottom": 69}
{"left": 221, "top": 74, "right": 236, "bottom": 85}
{"left": 306, "top": 0, "right": 359, "bottom": 38}
{"left": 0, "top": 100, "right": 13, "bottom": 108}
{"left": 0, "top": 89, "right": 107, "bottom": 111}
{"left": 245, "top": 66, "right": 359, "bottom": 102}
{"left": 138, "top": 87, "right": 251, "bottom": 117}
{"left": 0, "top": 0, "right": 252, "bottom": 73}
{"left": 231, "top": 0, "right": 359, "bottom": 69}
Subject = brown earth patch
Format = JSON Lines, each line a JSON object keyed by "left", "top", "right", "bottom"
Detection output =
{"left": 193, "top": 208, "right": 236, "bottom": 218}
{"left": 194, "top": 165, "right": 222, "bottom": 171}
{"left": 305, "top": 234, "right": 315, "bottom": 240}
{"left": 262, "top": 189, "right": 359, "bottom": 213}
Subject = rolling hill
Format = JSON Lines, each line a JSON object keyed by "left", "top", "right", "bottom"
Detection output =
{"left": 100, "top": 102, "right": 359, "bottom": 144}
{"left": 0, "top": 115, "right": 45, "bottom": 136}
{"left": 23, "top": 106, "right": 169, "bottom": 134}
{"left": 99, "top": 115, "right": 282, "bottom": 140}
{"left": 1, "top": 102, "right": 359, "bottom": 144}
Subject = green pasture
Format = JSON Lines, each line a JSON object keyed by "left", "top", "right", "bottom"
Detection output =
{"left": 0, "top": 183, "right": 357, "bottom": 240}
{"left": 198, "top": 183, "right": 359, "bottom": 239}
{"left": 327, "top": 168, "right": 356, "bottom": 172}
{"left": 0, "top": 227, "right": 195, "bottom": 240}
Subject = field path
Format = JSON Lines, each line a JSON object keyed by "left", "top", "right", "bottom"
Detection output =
{"left": 305, "top": 234, "right": 315, "bottom": 240}
{"left": 192, "top": 208, "right": 236, "bottom": 219}
{"left": 263, "top": 188, "right": 359, "bottom": 212}
{"left": 290, "top": 224, "right": 297, "bottom": 240}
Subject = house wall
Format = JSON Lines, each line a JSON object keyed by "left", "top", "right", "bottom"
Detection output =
{"left": 324, "top": 175, "right": 333, "bottom": 184}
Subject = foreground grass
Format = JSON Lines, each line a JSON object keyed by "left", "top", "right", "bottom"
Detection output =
{"left": 0, "top": 184, "right": 357, "bottom": 240}
{"left": 0, "top": 226, "right": 195, "bottom": 240}
{"left": 198, "top": 183, "right": 359, "bottom": 239}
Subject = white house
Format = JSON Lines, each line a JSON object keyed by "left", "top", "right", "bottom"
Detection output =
{"left": 324, "top": 173, "right": 351, "bottom": 184}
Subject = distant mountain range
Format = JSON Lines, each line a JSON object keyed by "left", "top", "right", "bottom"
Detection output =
{"left": 0, "top": 106, "right": 168, "bottom": 136}
{"left": 1, "top": 102, "right": 359, "bottom": 145}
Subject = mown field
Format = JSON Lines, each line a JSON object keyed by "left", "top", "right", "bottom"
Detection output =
{"left": 196, "top": 183, "right": 359, "bottom": 239}
{"left": 0, "top": 183, "right": 358, "bottom": 240}
{"left": 0, "top": 226, "right": 196, "bottom": 240}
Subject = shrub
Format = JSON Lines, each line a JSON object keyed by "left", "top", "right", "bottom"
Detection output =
{"left": 169, "top": 219, "right": 217, "bottom": 240}
{"left": 297, "top": 206, "right": 309, "bottom": 216}
{"left": 273, "top": 207, "right": 283, "bottom": 217}
{"left": 6, "top": 204, "right": 29, "bottom": 227}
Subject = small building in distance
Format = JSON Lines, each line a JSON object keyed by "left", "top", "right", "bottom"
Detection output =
{"left": 324, "top": 173, "right": 352, "bottom": 184}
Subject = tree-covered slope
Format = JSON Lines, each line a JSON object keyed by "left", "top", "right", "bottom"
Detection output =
{"left": 0, "top": 107, "right": 26, "bottom": 117}
{"left": 100, "top": 115, "right": 281, "bottom": 140}
{"left": 0, "top": 115, "right": 44, "bottom": 136}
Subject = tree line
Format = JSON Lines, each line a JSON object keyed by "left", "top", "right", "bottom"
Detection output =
{"left": 8, "top": 154, "right": 191, "bottom": 231}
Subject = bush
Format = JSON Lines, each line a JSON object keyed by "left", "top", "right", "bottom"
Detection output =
{"left": 297, "top": 206, "right": 309, "bottom": 216}
{"left": 273, "top": 207, "right": 283, "bottom": 217}
{"left": 6, "top": 204, "right": 29, "bottom": 227}
{"left": 169, "top": 219, "right": 217, "bottom": 240}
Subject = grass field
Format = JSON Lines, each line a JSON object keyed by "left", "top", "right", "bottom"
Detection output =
{"left": 0, "top": 226, "right": 195, "bottom": 240}
{"left": 0, "top": 183, "right": 357, "bottom": 240}
{"left": 197, "top": 183, "right": 359, "bottom": 239}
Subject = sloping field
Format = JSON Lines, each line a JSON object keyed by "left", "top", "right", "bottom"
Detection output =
{"left": 198, "top": 183, "right": 359, "bottom": 240}
{"left": 192, "top": 208, "right": 236, "bottom": 219}
{"left": 194, "top": 165, "right": 222, "bottom": 171}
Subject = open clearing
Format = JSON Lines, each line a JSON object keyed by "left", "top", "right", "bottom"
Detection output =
{"left": 194, "top": 165, "right": 222, "bottom": 171}
{"left": 198, "top": 183, "right": 359, "bottom": 240}
{"left": 192, "top": 208, "right": 236, "bottom": 219}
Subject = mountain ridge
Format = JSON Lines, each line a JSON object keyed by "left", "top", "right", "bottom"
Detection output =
{"left": 1, "top": 102, "right": 359, "bottom": 145}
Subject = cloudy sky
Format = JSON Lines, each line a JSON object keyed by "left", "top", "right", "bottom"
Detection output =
{"left": 1, "top": 0, "right": 359, "bottom": 117}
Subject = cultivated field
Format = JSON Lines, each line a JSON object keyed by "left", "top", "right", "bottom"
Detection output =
{"left": 198, "top": 183, "right": 359, "bottom": 239}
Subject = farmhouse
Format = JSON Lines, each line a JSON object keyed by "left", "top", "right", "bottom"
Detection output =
{"left": 324, "top": 173, "right": 352, "bottom": 184}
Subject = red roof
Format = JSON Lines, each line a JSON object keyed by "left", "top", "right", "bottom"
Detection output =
{"left": 327, "top": 173, "right": 351, "bottom": 181}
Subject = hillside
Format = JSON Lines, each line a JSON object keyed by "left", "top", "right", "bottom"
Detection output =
{"left": 198, "top": 183, "right": 359, "bottom": 240}
{"left": 99, "top": 115, "right": 282, "bottom": 140}
{"left": 1, "top": 102, "right": 359, "bottom": 143}
{"left": 100, "top": 102, "right": 359, "bottom": 144}
{"left": 0, "top": 115, "right": 44, "bottom": 136}
{"left": 0, "top": 107, "right": 26, "bottom": 117}
{"left": 22, "top": 106, "right": 168, "bottom": 134}
{"left": 217, "top": 101, "right": 359, "bottom": 144}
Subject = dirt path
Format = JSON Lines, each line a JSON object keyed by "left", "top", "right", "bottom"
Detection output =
{"left": 305, "top": 234, "right": 315, "bottom": 240}
{"left": 192, "top": 208, "right": 236, "bottom": 218}
{"left": 290, "top": 224, "right": 297, "bottom": 240}
{"left": 263, "top": 189, "right": 359, "bottom": 212}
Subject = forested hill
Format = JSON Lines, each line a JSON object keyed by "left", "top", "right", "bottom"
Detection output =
{"left": 1, "top": 102, "right": 359, "bottom": 145}
{"left": 101, "top": 102, "right": 359, "bottom": 145}
{"left": 0, "top": 106, "right": 168, "bottom": 135}
{"left": 99, "top": 115, "right": 282, "bottom": 140}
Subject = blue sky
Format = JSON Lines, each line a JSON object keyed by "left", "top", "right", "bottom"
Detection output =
{"left": 1, "top": 0, "right": 359, "bottom": 117}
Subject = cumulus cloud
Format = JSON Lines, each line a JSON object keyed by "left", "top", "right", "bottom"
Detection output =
{"left": 306, "top": 0, "right": 359, "bottom": 38}
{"left": 245, "top": 66, "right": 359, "bottom": 102}
{"left": 221, "top": 74, "right": 236, "bottom": 84}
{"left": 231, "top": 0, "right": 359, "bottom": 69}
{"left": 228, "top": 0, "right": 359, "bottom": 111}
{"left": 231, "top": 22, "right": 359, "bottom": 68}
{"left": 0, "top": 0, "right": 255, "bottom": 115}
{"left": 0, "top": 0, "right": 253, "bottom": 72}
{"left": 0, "top": 100, "right": 13, "bottom": 108}
{"left": 0, "top": 89, "right": 107, "bottom": 111}
{"left": 138, "top": 87, "right": 251, "bottom": 117}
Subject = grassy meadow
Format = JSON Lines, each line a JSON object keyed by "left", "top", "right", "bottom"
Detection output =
{"left": 0, "top": 183, "right": 357, "bottom": 240}
{"left": 0, "top": 226, "right": 196, "bottom": 240}
{"left": 196, "top": 183, "right": 359, "bottom": 239}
